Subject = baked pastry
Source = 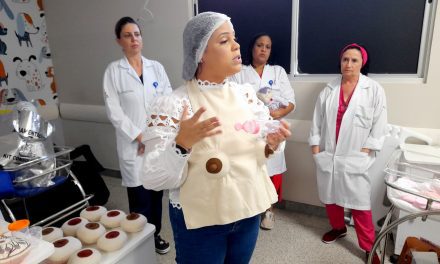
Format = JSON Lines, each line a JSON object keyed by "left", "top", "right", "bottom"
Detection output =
{"left": 76, "top": 222, "right": 106, "bottom": 245}
{"left": 61, "top": 217, "right": 89, "bottom": 237}
{"left": 96, "top": 229, "right": 127, "bottom": 252}
{"left": 99, "top": 210, "right": 126, "bottom": 229}
{"left": 42, "top": 226, "right": 63, "bottom": 242}
{"left": 48, "top": 236, "right": 82, "bottom": 264}
{"left": 80, "top": 206, "right": 107, "bottom": 222}
{"left": 67, "top": 248, "right": 102, "bottom": 264}
{"left": 121, "top": 212, "right": 147, "bottom": 233}
{"left": 0, "top": 235, "right": 31, "bottom": 264}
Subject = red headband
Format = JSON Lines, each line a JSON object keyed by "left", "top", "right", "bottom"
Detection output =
{"left": 340, "top": 43, "right": 368, "bottom": 66}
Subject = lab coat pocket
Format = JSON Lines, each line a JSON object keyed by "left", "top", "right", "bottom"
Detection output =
{"left": 118, "top": 89, "right": 135, "bottom": 95}
{"left": 118, "top": 137, "right": 137, "bottom": 161}
{"left": 313, "top": 151, "right": 333, "bottom": 175}
{"left": 353, "top": 105, "right": 374, "bottom": 129}
{"left": 345, "top": 152, "right": 372, "bottom": 175}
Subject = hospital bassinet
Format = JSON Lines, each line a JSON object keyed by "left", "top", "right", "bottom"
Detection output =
{"left": 368, "top": 146, "right": 440, "bottom": 264}
{"left": 0, "top": 146, "right": 93, "bottom": 227}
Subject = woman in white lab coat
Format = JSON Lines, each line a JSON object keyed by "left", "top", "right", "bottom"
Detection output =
{"left": 103, "top": 16, "right": 172, "bottom": 254}
{"left": 309, "top": 43, "right": 387, "bottom": 264}
{"left": 140, "top": 12, "right": 291, "bottom": 263}
{"left": 231, "top": 33, "right": 296, "bottom": 230}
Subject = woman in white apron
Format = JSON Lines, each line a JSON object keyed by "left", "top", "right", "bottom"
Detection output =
{"left": 230, "top": 33, "right": 296, "bottom": 230}
{"left": 140, "top": 12, "right": 291, "bottom": 263}
{"left": 309, "top": 44, "right": 387, "bottom": 264}
{"left": 103, "top": 17, "right": 172, "bottom": 254}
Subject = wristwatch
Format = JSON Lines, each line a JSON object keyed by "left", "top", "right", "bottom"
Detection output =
{"left": 175, "top": 143, "right": 189, "bottom": 155}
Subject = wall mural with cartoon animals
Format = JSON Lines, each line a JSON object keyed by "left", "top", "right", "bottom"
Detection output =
{"left": 0, "top": 0, "right": 57, "bottom": 135}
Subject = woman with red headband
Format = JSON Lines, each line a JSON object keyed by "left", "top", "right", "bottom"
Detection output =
{"left": 309, "top": 43, "right": 387, "bottom": 264}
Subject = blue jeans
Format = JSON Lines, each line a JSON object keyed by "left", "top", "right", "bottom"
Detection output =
{"left": 169, "top": 204, "right": 260, "bottom": 264}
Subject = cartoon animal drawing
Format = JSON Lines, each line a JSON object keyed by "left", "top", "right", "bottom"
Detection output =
{"left": 0, "top": 23, "right": 6, "bottom": 35}
{"left": 0, "top": 87, "right": 27, "bottom": 106}
{"left": 0, "top": 38, "right": 8, "bottom": 56}
{"left": 40, "top": 13, "right": 48, "bottom": 43}
{"left": 0, "top": 0, "right": 14, "bottom": 20}
{"left": 38, "top": 14, "right": 51, "bottom": 62}
{"left": 0, "top": 87, "right": 46, "bottom": 115}
{"left": 0, "top": 23, "right": 7, "bottom": 55}
{"left": 45, "top": 67, "right": 57, "bottom": 99}
{"left": 37, "top": 0, "right": 44, "bottom": 11}
{"left": 34, "top": 98, "right": 46, "bottom": 106}
{"left": 15, "top": 13, "right": 39, "bottom": 47}
{"left": 39, "top": 46, "right": 51, "bottom": 62}
{"left": 13, "top": 55, "right": 43, "bottom": 92}
{"left": 0, "top": 58, "right": 8, "bottom": 86}
{"left": 0, "top": 87, "right": 27, "bottom": 114}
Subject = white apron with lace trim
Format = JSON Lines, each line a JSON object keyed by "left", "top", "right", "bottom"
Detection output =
{"left": 180, "top": 80, "right": 277, "bottom": 229}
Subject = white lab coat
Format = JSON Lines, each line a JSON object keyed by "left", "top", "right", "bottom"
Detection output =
{"left": 309, "top": 74, "right": 387, "bottom": 210}
{"left": 230, "top": 64, "right": 295, "bottom": 176}
{"left": 103, "top": 56, "right": 172, "bottom": 187}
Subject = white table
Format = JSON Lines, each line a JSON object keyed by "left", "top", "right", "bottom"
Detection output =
{"left": 2, "top": 221, "right": 157, "bottom": 263}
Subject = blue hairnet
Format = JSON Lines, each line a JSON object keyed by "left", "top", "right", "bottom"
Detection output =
{"left": 182, "top": 12, "right": 231, "bottom": 81}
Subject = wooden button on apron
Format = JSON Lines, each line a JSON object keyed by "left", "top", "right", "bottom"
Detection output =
{"left": 206, "top": 158, "right": 222, "bottom": 173}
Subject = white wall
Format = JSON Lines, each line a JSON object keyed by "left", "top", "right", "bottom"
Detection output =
{"left": 45, "top": 0, "right": 440, "bottom": 205}
{"left": 44, "top": 0, "right": 190, "bottom": 170}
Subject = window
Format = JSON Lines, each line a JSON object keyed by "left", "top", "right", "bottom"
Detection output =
{"left": 195, "top": 0, "right": 437, "bottom": 79}
{"left": 197, "top": 0, "right": 293, "bottom": 73}
{"left": 292, "top": 0, "right": 437, "bottom": 79}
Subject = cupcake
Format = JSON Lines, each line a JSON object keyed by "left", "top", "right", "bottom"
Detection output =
{"left": 47, "top": 236, "right": 82, "bottom": 264}
{"left": 76, "top": 222, "right": 106, "bottom": 245}
{"left": 121, "top": 212, "right": 147, "bottom": 233}
{"left": 80, "top": 206, "right": 107, "bottom": 222}
{"left": 67, "top": 248, "right": 102, "bottom": 264}
{"left": 61, "top": 217, "right": 89, "bottom": 237}
{"left": 99, "top": 210, "right": 126, "bottom": 229}
{"left": 42, "top": 226, "right": 63, "bottom": 242}
{"left": 97, "top": 229, "right": 127, "bottom": 252}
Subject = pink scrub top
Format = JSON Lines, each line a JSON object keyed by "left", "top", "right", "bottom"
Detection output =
{"left": 336, "top": 85, "right": 355, "bottom": 143}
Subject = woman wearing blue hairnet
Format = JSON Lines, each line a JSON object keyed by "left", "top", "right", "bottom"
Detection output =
{"left": 140, "top": 12, "right": 291, "bottom": 263}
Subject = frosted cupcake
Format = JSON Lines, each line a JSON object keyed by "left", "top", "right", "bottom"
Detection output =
{"left": 61, "top": 217, "right": 89, "bottom": 237}
{"left": 121, "top": 212, "right": 147, "bottom": 233}
{"left": 76, "top": 222, "right": 106, "bottom": 245}
{"left": 80, "top": 206, "right": 107, "bottom": 222}
{"left": 47, "top": 236, "right": 82, "bottom": 264}
{"left": 99, "top": 210, "right": 126, "bottom": 229}
{"left": 42, "top": 226, "right": 64, "bottom": 242}
{"left": 67, "top": 248, "right": 102, "bottom": 264}
{"left": 97, "top": 229, "right": 127, "bottom": 252}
